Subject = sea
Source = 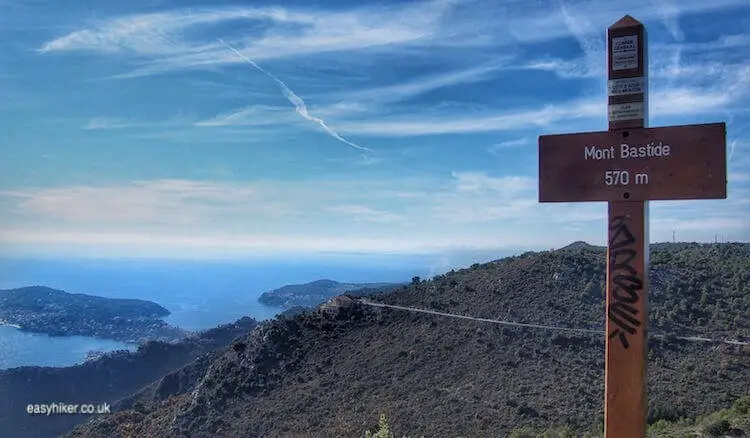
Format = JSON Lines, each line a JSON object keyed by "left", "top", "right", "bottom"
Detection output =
{"left": 0, "top": 254, "right": 448, "bottom": 370}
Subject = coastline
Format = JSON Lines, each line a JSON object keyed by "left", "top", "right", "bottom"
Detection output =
{"left": 0, "top": 320, "right": 22, "bottom": 329}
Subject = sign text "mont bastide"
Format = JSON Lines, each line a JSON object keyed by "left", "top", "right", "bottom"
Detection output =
{"left": 539, "top": 122, "right": 726, "bottom": 203}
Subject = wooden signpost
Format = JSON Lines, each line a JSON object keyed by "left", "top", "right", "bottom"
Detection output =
{"left": 538, "top": 15, "right": 727, "bottom": 438}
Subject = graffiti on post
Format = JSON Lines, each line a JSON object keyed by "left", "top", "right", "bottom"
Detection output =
{"left": 607, "top": 215, "right": 644, "bottom": 349}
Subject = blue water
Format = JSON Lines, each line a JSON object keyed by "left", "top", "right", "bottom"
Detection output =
{"left": 0, "top": 254, "right": 438, "bottom": 370}
{"left": 0, "top": 325, "right": 138, "bottom": 369}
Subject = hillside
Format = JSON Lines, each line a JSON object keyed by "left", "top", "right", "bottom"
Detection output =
{"left": 0, "top": 316, "right": 259, "bottom": 438}
{"left": 66, "top": 242, "right": 750, "bottom": 437}
{"left": 507, "top": 395, "right": 750, "bottom": 437}
{"left": 0, "top": 286, "right": 187, "bottom": 343}
{"left": 258, "top": 279, "right": 403, "bottom": 308}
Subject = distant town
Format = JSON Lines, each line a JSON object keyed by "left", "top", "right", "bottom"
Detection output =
{"left": 0, "top": 286, "right": 189, "bottom": 344}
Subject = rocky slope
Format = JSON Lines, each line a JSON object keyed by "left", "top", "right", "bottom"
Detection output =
{"left": 66, "top": 242, "right": 750, "bottom": 437}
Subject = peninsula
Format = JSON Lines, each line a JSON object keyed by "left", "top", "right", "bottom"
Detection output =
{"left": 0, "top": 286, "right": 189, "bottom": 344}
{"left": 258, "top": 279, "right": 403, "bottom": 308}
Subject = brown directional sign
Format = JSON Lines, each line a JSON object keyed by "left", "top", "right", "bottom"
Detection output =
{"left": 538, "top": 122, "right": 726, "bottom": 202}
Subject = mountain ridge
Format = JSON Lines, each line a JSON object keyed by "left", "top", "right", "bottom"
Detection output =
{"left": 65, "top": 242, "right": 750, "bottom": 437}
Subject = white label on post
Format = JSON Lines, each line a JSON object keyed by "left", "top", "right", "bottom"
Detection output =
{"left": 608, "top": 102, "right": 644, "bottom": 121}
{"left": 608, "top": 77, "right": 645, "bottom": 96}
{"left": 612, "top": 35, "right": 638, "bottom": 71}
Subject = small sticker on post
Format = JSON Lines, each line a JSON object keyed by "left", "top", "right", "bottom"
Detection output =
{"left": 609, "top": 102, "right": 644, "bottom": 121}
{"left": 612, "top": 35, "right": 638, "bottom": 70}
{"left": 608, "top": 77, "right": 645, "bottom": 96}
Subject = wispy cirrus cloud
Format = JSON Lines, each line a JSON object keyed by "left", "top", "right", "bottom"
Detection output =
{"left": 506, "top": 0, "right": 750, "bottom": 44}
{"left": 77, "top": 55, "right": 750, "bottom": 141}
{"left": 38, "top": 0, "right": 750, "bottom": 81}
{"left": 518, "top": 58, "right": 598, "bottom": 79}
{"left": 35, "top": 0, "right": 750, "bottom": 142}
{"left": 337, "top": 98, "right": 604, "bottom": 137}
{"left": 191, "top": 60, "right": 515, "bottom": 130}
{"left": 556, "top": 0, "right": 605, "bottom": 80}
{"left": 81, "top": 114, "right": 195, "bottom": 131}
{"left": 39, "top": 1, "right": 458, "bottom": 78}
{"left": 337, "top": 72, "right": 750, "bottom": 137}
{"left": 654, "top": 33, "right": 750, "bottom": 55}
{"left": 219, "top": 39, "right": 373, "bottom": 153}
{"left": 40, "top": 8, "right": 312, "bottom": 55}
{"left": 193, "top": 105, "right": 296, "bottom": 127}
{"left": 333, "top": 60, "right": 514, "bottom": 105}
{"left": 487, "top": 138, "right": 529, "bottom": 155}
{"left": 82, "top": 117, "right": 137, "bottom": 130}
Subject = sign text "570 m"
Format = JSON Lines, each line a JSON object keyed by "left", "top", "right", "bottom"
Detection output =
{"left": 604, "top": 170, "right": 649, "bottom": 186}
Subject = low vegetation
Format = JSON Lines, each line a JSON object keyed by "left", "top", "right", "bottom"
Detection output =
{"left": 363, "top": 395, "right": 749, "bottom": 437}
{"left": 502, "top": 395, "right": 750, "bottom": 437}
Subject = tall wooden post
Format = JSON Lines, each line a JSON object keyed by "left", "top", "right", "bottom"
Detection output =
{"left": 538, "top": 14, "right": 727, "bottom": 438}
{"left": 605, "top": 15, "right": 648, "bottom": 438}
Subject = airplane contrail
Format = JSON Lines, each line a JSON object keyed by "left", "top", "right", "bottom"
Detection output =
{"left": 218, "top": 39, "right": 374, "bottom": 153}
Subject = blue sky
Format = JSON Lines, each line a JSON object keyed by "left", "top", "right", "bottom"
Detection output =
{"left": 0, "top": 0, "right": 748, "bottom": 260}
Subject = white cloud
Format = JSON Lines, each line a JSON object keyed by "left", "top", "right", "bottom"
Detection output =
{"left": 487, "top": 138, "right": 529, "bottom": 155}
{"left": 451, "top": 172, "right": 533, "bottom": 195}
{"left": 40, "top": 8, "right": 313, "bottom": 55}
{"left": 327, "top": 205, "right": 409, "bottom": 224}
{"left": 0, "top": 229, "right": 471, "bottom": 257}
{"left": 194, "top": 105, "right": 296, "bottom": 127}
{"left": 39, "top": 2, "right": 456, "bottom": 78}
{"left": 218, "top": 39, "right": 373, "bottom": 153}
{"left": 333, "top": 60, "right": 513, "bottom": 105}
{"left": 655, "top": 33, "right": 750, "bottom": 55}
{"left": 82, "top": 117, "right": 136, "bottom": 130}
{"left": 334, "top": 72, "right": 750, "bottom": 137}
{"left": 518, "top": 58, "right": 599, "bottom": 79}
{"left": 12, "top": 0, "right": 750, "bottom": 258}
{"left": 650, "top": 88, "right": 734, "bottom": 117}
{"left": 40, "top": 0, "right": 750, "bottom": 80}
{"left": 506, "top": 0, "right": 750, "bottom": 44}
{"left": 557, "top": 1, "right": 605, "bottom": 79}
{"left": 651, "top": 217, "right": 749, "bottom": 235}
{"left": 0, "top": 174, "right": 582, "bottom": 234}
{"left": 0, "top": 171, "right": 746, "bottom": 257}
{"left": 338, "top": 98, "right": 604, "bottom": 136}
{"left": 655, "top": 0, "right": 685, "bottom": 42}
{"left": 1, "top": 180, "right": 284, "bottom": 226}
{"left": 34, "top": 0, "right": 750, "bottom": 145}
{"left": 81, "top": 112, "right": 196, "bottom": 130}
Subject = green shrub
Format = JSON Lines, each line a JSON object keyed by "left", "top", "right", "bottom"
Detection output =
{"left": 365, "top": 414, "right": 392, "bottom": 438}
{"left": 541, "top": 425, "right": 576, "bottom": 437}
{"left": 733, "top": 396, "right": 750, "bottom": 415}
{"left": 647, "top": 419, "right": 672, "bottom": 433}
{"left": 703, "top": 419, "right": 731, "bottom": 437}
{"left": 509, "top": 427, "right": 536, "bottom": 438}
